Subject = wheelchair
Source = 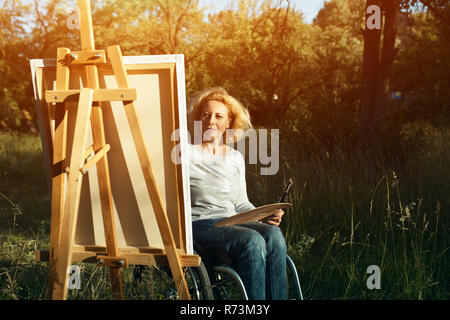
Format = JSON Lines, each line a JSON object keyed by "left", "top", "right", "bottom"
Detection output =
{"left": 133, "top": 243, "right": 303, "bottom": 300}
{"left": 190, "top": 242, "right": 303, "bottom": 300}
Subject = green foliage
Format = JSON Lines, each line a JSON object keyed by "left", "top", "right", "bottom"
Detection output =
{"left": 199, "top": 2, "right": 317, "bottom": 127}
{"left": 392, "top": 10, "right": 450, "bottom": 123}
{"left": 0, "top": 0, "right": 448, "bottom": 146}
{"left": 0, "top": 132, "right": 49, "bottom": 233}
{"left": 92, "top": 0, "right": 207, "bottom": 90}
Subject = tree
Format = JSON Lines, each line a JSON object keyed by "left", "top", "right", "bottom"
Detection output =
{"left": 93, "top": 0, "right": 206, "bottom": 89}
{"left": 359, "top": 0, "right": 401, "bottom": 151}
{"left": 0, "top": 0, "right": 34, "bottom": 131}
{"left": 197, "top": 0, "right": 317, "bottom": 127}
{"left": 359, "top": 0, "right": 449, "bottom": 151}
{"left": 391, "top": 4, "right": 450, "bottom": 122}
{"left": 0, "top": 0, "right": 207, "bottom": 132}
{"left": 311, "top": 0, "right": 366, "bottom": 149}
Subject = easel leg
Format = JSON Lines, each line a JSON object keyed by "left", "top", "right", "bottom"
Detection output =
{"left": 90, "top": 105, "right": 124, "bottom": 300}
{"left": 107, "top": 45, "right": 191, "bottom": 300}
{"left": 51, "top": 89, "right": 94, "bottom": 300}
{"left": 109, "top": 268, "right": 123, "bottom": 300}
{"left": 48, "top": 48, "right": 70, "bottom": 297}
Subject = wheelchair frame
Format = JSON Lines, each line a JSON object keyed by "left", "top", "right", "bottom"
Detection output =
{"left": 196, "top": 254, "right": 303, "bottom": 300}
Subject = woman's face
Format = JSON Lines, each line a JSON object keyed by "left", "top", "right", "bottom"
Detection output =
{"left": 200, "top": 100, "right": 231, "bottom": 143}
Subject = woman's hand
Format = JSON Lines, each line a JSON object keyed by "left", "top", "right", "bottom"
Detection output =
{"left": 262, "top": 209, "right": 284, "bottom": 226}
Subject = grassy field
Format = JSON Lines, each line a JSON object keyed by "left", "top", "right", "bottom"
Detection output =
{"left": 0, "top": 130, "right": 448, "bottom": 300}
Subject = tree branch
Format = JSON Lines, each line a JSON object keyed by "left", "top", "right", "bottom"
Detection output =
{"left": 419, "top": 0, "right": 450, "bottom": 25}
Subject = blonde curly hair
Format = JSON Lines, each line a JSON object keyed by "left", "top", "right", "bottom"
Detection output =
{"left": 187, "top": 87, "right": 252, "bottom": 144}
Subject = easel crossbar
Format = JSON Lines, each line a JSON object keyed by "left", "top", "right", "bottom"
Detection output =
{"left": 36, "top": 249, "right": 201, "bottom": 267}
{"left": 46, "top": 88, "right": 137, "bottom": 103}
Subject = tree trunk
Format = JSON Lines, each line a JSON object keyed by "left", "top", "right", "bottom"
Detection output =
{"left": 359, "top": 0, "right": 382, "bottom": 149}
{"left": 371, "top": 0, "right": 400, "bottom": 150}
{"left": 359, "top": 0, "right": 400, "bottom": 152}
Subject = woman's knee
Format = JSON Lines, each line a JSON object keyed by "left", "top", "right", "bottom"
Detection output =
{"left": 233, "top": 229, "right": 267, "bottom": 258}
{"left": 264, "top": 225, "right": 287, "bottom": 253}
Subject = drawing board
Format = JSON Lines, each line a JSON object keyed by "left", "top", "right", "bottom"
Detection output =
{"left": 214, "top": 203, "right": 292, "bottom": 227}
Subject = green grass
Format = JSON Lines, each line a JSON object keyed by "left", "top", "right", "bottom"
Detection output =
{"left": 0, "top": 129, "right": 448, "bottom": 300}
{"left": 0, "top": 131, "right": 50, "bottom": 233}
{"left": 245, "top": 125, "right": 450, "bottom": 300}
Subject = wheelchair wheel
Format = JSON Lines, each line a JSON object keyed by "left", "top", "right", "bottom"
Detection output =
{"left": 186, "top": 262, "right": 214, "bottom": 300}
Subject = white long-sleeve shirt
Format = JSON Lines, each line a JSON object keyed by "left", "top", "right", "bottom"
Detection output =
{"left": 188, "top": 144, "right": 255, "bottom": 221}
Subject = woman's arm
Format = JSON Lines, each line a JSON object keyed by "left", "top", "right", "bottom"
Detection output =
{"left": 232, "top": 151, "right": 284, "bottom": 226}
{"left": 234, "top": 152, "right": 256, "bottom": 213}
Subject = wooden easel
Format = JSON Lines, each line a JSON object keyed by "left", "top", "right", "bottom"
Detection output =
{"left": 46, "top": 0, "right": 191, "bottom": 300}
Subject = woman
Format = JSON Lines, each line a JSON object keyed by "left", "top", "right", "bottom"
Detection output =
{"left": 187, "top": 87, "right": 287, "bottom": 300}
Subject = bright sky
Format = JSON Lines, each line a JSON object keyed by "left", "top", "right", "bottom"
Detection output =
{"left": 198, "top": 0, "right": 326, "bottom": 23}
{"left": 20, "top": 0, "right": 326, "bottom": 25}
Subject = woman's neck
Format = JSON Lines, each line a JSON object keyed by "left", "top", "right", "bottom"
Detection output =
{"left": 201, "top": 141, "right": 228, "bottom": 155}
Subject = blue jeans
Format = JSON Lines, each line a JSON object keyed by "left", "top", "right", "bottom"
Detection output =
{"left": 192, "top": 218, "right": 287, "bottom": 300}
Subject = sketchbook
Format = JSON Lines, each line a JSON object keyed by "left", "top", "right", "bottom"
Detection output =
{"left": 214, "top": 203, "right": 292, "bottom": 227}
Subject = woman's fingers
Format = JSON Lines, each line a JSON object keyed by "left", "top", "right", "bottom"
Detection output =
{"left": 274, "top": 209, "right": 284, "bottom": 218}
{"left": 262, "top": 209, "right": 284, "bottom": 226}
{"left": 270, "top": 210, "right": 284, "bottom": 221}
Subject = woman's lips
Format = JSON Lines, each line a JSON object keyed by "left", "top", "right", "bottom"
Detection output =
{"left": 203, "top": 128, "right": 220, "bottom": 140}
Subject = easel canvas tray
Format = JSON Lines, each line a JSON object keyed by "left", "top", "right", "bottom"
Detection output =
{"left": 30, "top": 55, "right": 193, "bottom": 255}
